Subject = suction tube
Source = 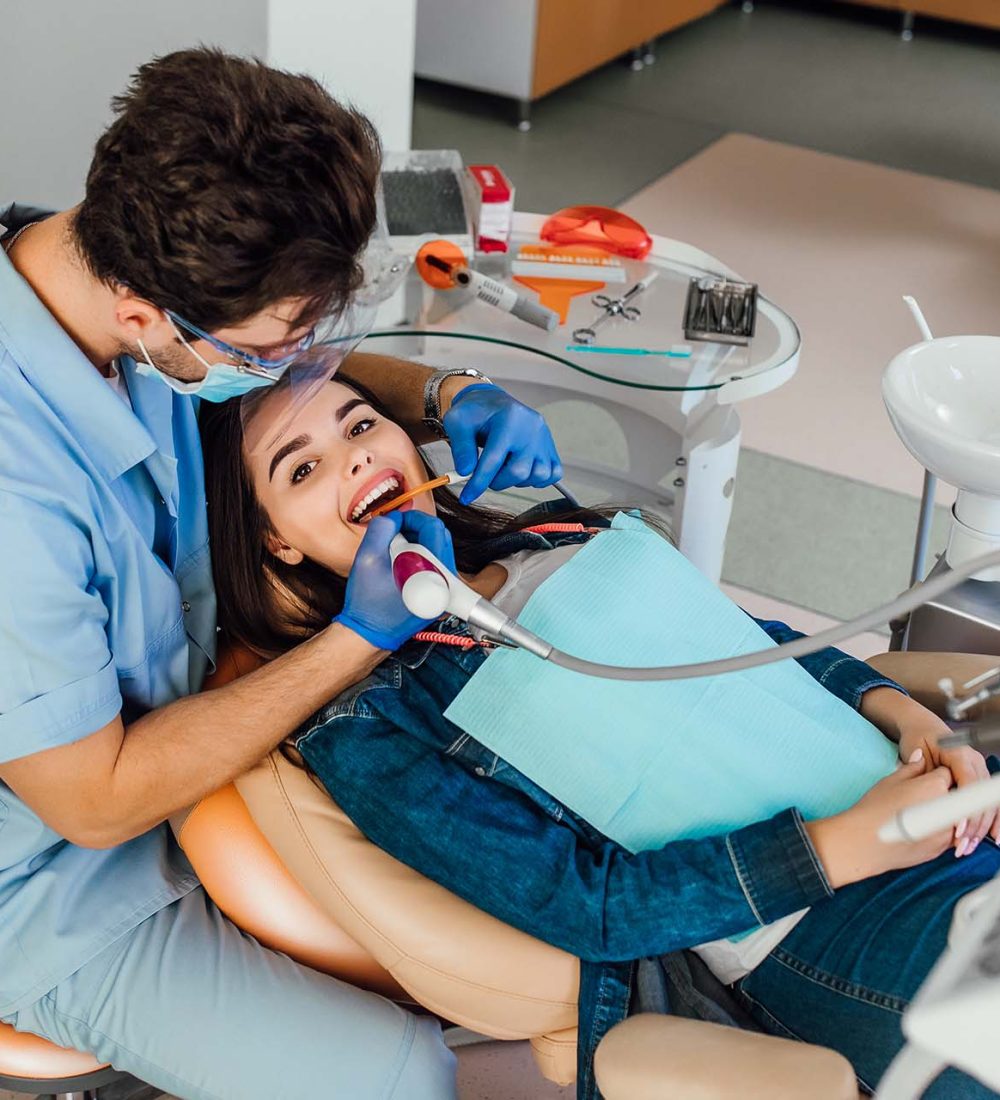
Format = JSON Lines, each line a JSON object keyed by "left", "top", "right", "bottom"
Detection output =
{"left": 393, "top": 537, "right": 1000, "bottom": 682}
{"left": 536, "top": 546, "right": 1000, "bottom": 680}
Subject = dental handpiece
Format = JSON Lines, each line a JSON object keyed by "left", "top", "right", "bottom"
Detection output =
{"left": 938, "top": 719, "right": 1000, "bottom": 755}
{"left": 389, "top": 534, "right": 551, "bottom": 658}
{"left": 878, "top": 771, "right": 1000, "bottom": 844}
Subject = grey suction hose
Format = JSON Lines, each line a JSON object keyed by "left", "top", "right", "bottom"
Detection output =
{"left": 488, "top": 547, "right": 1000, "bottom": 681}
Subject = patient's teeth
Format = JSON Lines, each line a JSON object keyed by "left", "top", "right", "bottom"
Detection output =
{"left": 351, "top": 477, "right": 401, "bottom": 520}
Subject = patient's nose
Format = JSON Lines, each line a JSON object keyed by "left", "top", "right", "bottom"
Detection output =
{"left": 349, "top": 452, "right": 374, "bottom": 477}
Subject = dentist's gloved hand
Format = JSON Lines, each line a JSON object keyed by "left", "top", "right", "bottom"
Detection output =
{"left": 333, "top": 511, "right": 457, "bottom": 651}
{"left": 444, "top": 383, "right": 563, "bottom": 505}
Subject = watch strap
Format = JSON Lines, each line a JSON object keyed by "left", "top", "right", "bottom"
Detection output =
{"left": 422, "top": 368, "right": 493, "bottom": 437}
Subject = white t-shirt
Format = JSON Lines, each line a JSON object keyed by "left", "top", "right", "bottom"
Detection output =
{"left": 488, "top": 543, "right": 808, "bottom": 984}
{"left": 106, "top": 360, "right": 132, "bottom": 407}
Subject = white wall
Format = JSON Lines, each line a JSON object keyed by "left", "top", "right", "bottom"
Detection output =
{"left": 0, "top": 0, "right": 415, "bottom": 211}
{"left": 0, "top": 0, "right": 268, "bottom": 209}
{"left": 268, "top": 0, "right": 416, "bottom": 152}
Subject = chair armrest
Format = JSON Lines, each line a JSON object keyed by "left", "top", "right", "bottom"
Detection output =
{"left": 865, "top": 651, "right": 1000, "bottom": 718}
{"left": 594, "top": 1015, "right": 859, "bottom": 1100}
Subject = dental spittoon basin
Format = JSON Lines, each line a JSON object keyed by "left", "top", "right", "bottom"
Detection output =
{"left": 883, "top": 335, "right": 1000, "bottom": 580}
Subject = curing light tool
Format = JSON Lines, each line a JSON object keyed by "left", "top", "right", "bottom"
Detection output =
{"left": 366, "top": 470, "right": 472, "bottom": 521}
{"left": 389, "top": 534, "right": 552, "bottom": 657}
{"left": 415, "top": 239, "right": 559, "bottom": 332}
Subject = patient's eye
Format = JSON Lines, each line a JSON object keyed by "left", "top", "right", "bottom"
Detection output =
{"left": 348, "top": 416, "right": 376, "bottom": 438}
{"left": 290, "top": 460, "right": 317, "bottom": 484}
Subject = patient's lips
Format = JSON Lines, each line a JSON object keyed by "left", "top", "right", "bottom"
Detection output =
{"left": 349, "top": 469, "right": 409, "bottom": 524}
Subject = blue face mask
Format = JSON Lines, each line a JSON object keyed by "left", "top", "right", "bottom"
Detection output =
{"left": 134, "top": 348, "right": 278, "bottom": 402}
{"left": 134, "top": 332, "right": 280, "bottom": 403}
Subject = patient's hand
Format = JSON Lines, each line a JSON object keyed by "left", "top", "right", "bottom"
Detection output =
{"left": 806, "top": 755, "right": 955, "bottom": 888}
{"left": 896, "top": 710, "right": 998, "bottom": 852}
{"left": 863, "top": 687, "right": 998, "bottom": 851}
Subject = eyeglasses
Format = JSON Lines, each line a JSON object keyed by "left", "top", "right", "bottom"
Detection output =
{"left": 163, "top": 308, "right": 316, "bottom": 373}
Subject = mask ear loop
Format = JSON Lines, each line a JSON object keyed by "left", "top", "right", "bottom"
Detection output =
{"left": 165, "top": 314, "right": 219, "bottom": 371}
{"left": 135, "top": 336, "right": 158, "bottom": 373}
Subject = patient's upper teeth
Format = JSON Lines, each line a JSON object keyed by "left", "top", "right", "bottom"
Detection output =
{"left": 351, "top": 477, "right": 399, "bottom": 520}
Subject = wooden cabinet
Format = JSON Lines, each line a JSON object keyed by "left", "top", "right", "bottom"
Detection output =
{"left": 907, "top": 1, "right": 1000, "bottom": 31}
{"left": 531, "top": 0, "right": 726, "bottom": 98}
{"left": 841, "top": 0, "right": 1000, "bottom": 31}
{"left": 415, "top": 0, "right": 726, "bottom": 105}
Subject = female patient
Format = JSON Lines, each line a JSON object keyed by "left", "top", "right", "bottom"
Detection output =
{"left": 201, "top": 375, "right": 1000, "bottom": 1099}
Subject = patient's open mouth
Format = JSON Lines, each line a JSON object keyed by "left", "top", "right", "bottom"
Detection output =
{"left": 351, "top": 475, "right": 407, "bottom": 523}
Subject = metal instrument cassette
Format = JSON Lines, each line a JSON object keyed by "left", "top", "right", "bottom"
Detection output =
{"left": 683, "top": 275, "right": 758, "bottom": 345}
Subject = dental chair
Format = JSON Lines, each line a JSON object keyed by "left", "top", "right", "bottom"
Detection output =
{"left": 3, "top": 649, "right": 994, "bottom": 1100}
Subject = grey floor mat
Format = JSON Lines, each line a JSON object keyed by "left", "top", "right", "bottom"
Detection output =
{"left": 723, "top": 449, "right": 951, "bottom": 628}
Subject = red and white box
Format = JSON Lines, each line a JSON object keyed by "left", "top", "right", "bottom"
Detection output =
{"left": 467, "top": 164, "right": 514, "bottom": 253}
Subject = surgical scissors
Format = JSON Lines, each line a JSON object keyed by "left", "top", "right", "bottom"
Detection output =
{"left": 572, "top": 272, "right": 658, "bottom": 345}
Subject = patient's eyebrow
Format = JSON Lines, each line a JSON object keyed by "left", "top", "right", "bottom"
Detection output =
{"left": 335, "top": 397, "right": 369, "bottom": 422}
{"left": 268, "top": 434, "right": 310, "bottom": 482}
{"left": 267, "top": 400, "right": 372, "bottom": 481}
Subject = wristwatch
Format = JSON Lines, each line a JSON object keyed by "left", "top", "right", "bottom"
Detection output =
{"left": 422, "top": 367, "right": 493, "bottom": 438}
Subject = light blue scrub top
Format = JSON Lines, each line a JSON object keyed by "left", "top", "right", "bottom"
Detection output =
{"left": 0, "top": 205, "right": 210, "bottom": 1015}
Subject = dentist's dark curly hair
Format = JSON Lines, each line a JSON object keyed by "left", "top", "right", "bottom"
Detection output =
{"left": 73, "top": 47, "right": 381, "bottom": 332}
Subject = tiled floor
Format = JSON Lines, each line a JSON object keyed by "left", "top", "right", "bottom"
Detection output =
{"left": 620, "top": 134, "right": 1000, "bottom": 502}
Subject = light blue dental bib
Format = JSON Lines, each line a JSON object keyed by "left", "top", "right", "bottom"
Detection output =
{"left": 445, "top": 512, "right": 897, "bottom": 856}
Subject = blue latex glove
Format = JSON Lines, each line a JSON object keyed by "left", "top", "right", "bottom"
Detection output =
{"left": 443, "top": 383, "right": 564, "bottom": 505}
{"left": 333, "top": 510, "right": 457, "bottom": 651}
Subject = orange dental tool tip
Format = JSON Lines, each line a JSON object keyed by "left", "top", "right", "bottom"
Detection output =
{"left": 366, "top": 474, "right": 453, "bottom": 520}
{"left": 415, "top": 239, "right": 467, "bottom": 289}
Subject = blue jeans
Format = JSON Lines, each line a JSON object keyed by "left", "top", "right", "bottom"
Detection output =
{"left": 2, "top": 888, "right": 456, "bottom": 1100}
{"left": 735, "top": 840, "right": 1000, "bottom": 1098}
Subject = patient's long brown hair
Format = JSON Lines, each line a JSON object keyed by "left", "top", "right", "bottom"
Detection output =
{"left": 200, "top": 379, "right": 670, "bottom": 657}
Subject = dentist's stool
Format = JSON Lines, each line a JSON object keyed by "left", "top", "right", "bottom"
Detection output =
{"left": 0, "top": 1026, "right": 128, "bottom": 1099}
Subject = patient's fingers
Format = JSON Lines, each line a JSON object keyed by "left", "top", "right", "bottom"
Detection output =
{"left": 945, "top": 748, "right": 992, "bottom": 854}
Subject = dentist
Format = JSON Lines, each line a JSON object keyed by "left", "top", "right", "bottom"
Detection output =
{"left": 0, "top": 47, "right": 560, "bottom": 1100}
